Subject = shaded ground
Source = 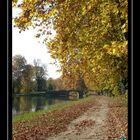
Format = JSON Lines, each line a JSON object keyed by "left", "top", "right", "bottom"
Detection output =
{"left": 13, "top": 96, "right": 128, "bottom": 140}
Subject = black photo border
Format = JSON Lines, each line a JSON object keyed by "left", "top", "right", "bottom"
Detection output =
{"left": 0, "top": 0, "right": 133, "bottom": 139}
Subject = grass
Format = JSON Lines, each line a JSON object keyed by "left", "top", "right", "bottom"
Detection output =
{"left": 13, "top": 96, "right": 93, "bottom": 124}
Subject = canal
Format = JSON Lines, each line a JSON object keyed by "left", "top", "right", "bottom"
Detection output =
{"left": 12, "top": 95, "right": 69, "bottom": 116}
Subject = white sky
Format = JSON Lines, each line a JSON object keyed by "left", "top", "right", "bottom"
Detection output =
{"left": 12, "top": 8, "right": 62, "bottom": 79}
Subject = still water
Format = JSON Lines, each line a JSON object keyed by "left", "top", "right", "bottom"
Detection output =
{"left": 12, "top": 95, "right": 68, "bottom": 116}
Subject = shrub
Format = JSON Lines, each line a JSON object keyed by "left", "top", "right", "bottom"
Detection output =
{"left": 69, "top": 91, "right": 79, "bottom": 100}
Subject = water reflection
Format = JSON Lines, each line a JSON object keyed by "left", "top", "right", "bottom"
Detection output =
{"left": 48, "top": 97, "right": 55, "bottom": 105}
{"left": 35, "top": 96, "right": 46, "bottom": 111}
{"left": 12, "top": 95, "right": 67, "bottom": 116}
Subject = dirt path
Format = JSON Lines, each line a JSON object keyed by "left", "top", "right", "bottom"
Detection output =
{"left": 47, "top": 96, "right": 109, "bottom": 140}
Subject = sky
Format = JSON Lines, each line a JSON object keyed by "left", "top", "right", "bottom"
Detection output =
{"left": 12, "top": 8, "right": 62, "bottom": 79}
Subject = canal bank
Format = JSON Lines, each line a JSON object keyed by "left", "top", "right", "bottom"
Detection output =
{"left": 13, "top": 96, "right": 94, "bottom": 124}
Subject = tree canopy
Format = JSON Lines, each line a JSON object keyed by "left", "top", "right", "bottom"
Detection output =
{"left": 13, "top": 0, "right": 128, "bottom": 94}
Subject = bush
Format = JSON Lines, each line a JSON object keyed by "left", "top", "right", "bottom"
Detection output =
{"left": 69, "top": 91, "right": 79, "bottom": 100}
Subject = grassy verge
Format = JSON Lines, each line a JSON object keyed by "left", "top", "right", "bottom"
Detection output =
{"left": 13, "top": 96, "right": 93, "bottom": 124}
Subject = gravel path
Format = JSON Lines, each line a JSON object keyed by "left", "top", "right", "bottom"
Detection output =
{"left": 47, "top": 96, "right": 109, "bottom": 140}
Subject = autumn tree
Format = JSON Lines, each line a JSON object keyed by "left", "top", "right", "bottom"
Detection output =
{"left": 52, "top": 78, "right": 63, "bottom": 90}
{"left": 47, "top": 78, "right": 56, "bottom": 90}
{"left": 33, "top": 59, "right": 47, "bottom": 91}
{"left": 21, "top": 64, "right": 34, "bottom": 93}
{"left": 52, "top": 77, "right": 68, "bottom": 90}
{"left": 12, "top": 55, "right": 27, "bottom": 94}
{"left": 13, "top": 0, "right": 128, "bottom": 95}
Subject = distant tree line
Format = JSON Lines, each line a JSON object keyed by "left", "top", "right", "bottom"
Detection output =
{"left": 11, "top": 53, "right": 100, "bottom": 94}
{"left": 12, "top": 55, "right": 48, "bottom": 94}
{"left": 12, "top": 55, "right": 88, "bottom": 94}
